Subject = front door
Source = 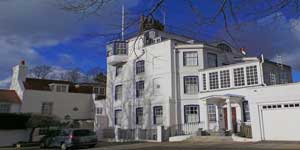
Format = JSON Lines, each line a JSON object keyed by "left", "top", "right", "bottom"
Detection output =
{"left": 224, "top": 107, "right": 237, "bottom": 132}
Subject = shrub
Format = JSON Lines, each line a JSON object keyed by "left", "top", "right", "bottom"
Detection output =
{"left": 0, "top": 113, "right": 31, "bottom": 130}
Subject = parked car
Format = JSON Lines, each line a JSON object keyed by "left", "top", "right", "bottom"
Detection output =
{"left": 39, "top": 129, "right": 61, "bottom": 148}
{"left": 40, "top": 128, "right": 97, "bottom": 150}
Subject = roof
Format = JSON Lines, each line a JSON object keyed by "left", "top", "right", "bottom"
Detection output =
{"left": 24, "top": 78, "right": 102, "bottom": 94}
{"left": 0, "top": 89, "right": 21, "bottom": 104}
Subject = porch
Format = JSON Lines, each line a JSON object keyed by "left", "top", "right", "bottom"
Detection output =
{"left": 201, "top": 94, "right": 251, "bottom": 136}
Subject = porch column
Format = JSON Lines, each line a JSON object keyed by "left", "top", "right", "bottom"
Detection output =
{"left": 239, "top": 102, "right": 244, "bottom": 123}
{"left": 203, "top": 102, "right": 209, "bottom": 131}
{"left": 215, "top": 105, "right": 220, "bottom": 130}
{"left": 226, "top": 98, "right": 233, "bottom": 131}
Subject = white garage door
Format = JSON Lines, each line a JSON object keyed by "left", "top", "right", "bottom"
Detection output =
{"left": 261, "top": 103, "right": 300, "bottom": 141}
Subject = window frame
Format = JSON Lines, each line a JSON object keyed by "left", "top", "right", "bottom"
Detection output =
{"left": 116, "top": 65, "right": 122, "bottom": 77}
{"left": 136, "top": 81, "right": 145, "bottom": 98}
{"left": 183, "top": 51, "right": 198, "bottom": 66}
{"left": 234, "top": 67, "right": 245, "bottom": 87}
{"left": 243, "top": 101, "right": 251, "bottom": 122}
{"left": 208, "top": 104, "right": 217, "bottom": 122}
{"left": 41, "top": 102, "right": 53, "bottom": 115}
{"left": 184, "top": 105, "right": 200, "bottom": 123}
{"left": 207, "top": 52, "right": 218, "bottom": 68}
{"left": 209, "top": 72, "right": 219, "bottom": 90}
{"left": 136, "top": 107, "right": 144, "bottom": 125}
{"left": 114, "top": 109, "right": 122, "bottom": 126}
{"left": 220, "top": 70, "right": 230, "bottom": 88}
{"left": 0, "top": 103, "right": 11, "bottom": 113}
{"left": 153, "top": 106, "right": 163, "bottom": 125}
{"left": 115, "top": 85, "right": 122, "bottom": 101}
{"left": 136, "top": 60, "right": 145, "bottom": 74}
{"left": 246, "top": 65, "right": 258, "bottom": 85}
{"left": 183, "top": 76, "right": 199, "bottom": 94}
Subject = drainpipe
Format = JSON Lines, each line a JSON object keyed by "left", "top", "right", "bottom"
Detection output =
{"left": 173, "top": 47, "right": 179, "bottom": 125}
{"left": 259, "top": 54, "right": 266, "bottom": 86}
{"left": 132, "top": 35, "right": 146, "bottom": 130}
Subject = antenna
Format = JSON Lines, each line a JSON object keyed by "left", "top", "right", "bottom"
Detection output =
{"left": 121, "top": 4, "right": 125, "bottom": 40}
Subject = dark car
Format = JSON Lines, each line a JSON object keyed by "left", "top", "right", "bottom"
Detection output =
{"left": 40, "top": 128, "right": 97, "bottom": 150}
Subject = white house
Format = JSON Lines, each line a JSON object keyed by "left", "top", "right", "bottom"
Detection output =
{"left": 9, "top": 61, "right": 106, "bottom": 122}
{"left": 0, "top": 89, "right": 21, "bottom": 113}
{"left": 100, "top": 18, "right": 300, "bottom": 142}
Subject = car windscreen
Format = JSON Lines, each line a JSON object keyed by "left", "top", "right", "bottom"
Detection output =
{"left": 73, "top": 130, "right": 94, "bottom": 136}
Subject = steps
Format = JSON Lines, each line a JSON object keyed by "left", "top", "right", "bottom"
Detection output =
{"left": 186, "top": 135, "right": 233, "bottom": 143}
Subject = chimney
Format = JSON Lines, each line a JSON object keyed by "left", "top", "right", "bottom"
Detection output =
{"left": 11, "top": 60, "right": 27, "bottom": 84}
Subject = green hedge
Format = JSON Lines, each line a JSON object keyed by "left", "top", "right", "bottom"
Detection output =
{"left": 0, "top": 113, "right": 31, "bottom": 129}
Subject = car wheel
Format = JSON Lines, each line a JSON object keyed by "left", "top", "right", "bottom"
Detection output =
{"left": 61, "top": 143, "right": 67, "bottom": 150}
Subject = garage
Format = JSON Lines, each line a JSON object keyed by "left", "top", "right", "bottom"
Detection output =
{"left": 260, "top": 103, "right": 300, "bottom": 141}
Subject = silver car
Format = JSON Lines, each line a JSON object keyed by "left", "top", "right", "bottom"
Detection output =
{"left": 41, "top": 128, "right": 97, "bottom": 150}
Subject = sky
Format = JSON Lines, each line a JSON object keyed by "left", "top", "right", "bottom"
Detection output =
{"left": 0, "top": 0, "right": 300, "bottom": 88}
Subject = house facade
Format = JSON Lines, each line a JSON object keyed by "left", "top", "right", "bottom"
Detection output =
{"left": 0, "top": 89, "right": 21, "bottom": 113}
{"left": 9, "top": 61, "right": 106, "bottom": 121}
{"left": 101, "top": 25, "right": 300, "bottom": 141}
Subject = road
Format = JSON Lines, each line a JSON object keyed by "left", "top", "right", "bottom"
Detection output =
{"left": 2, "top": 141, "right": 300, "bottom": 150}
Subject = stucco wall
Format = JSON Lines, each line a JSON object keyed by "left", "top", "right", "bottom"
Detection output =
{"left": 0, "top": 130, "right": 29, "bottom": 146}
{"left": 21, "top": 90, "right": 94, "bottom": 120}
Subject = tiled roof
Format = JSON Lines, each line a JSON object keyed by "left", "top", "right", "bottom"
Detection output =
{"left": 0, "top": 89, "right": 21, "bottom": 104}
{"left": 24, "top": 78, "right": 102, "bottom": 94}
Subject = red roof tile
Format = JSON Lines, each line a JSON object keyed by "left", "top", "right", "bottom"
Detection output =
{"left": 0, "top": 89, "right": 21, "bottom": 104}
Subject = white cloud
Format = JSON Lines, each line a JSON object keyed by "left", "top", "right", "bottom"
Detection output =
{"left": 0, "top": 77, "right": 11, "bottom": 89}
{"left": 0, "top": 0, "right": 140, "bottom": 85}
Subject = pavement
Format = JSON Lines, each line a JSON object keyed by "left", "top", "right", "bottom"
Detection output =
{"left": 1, "top": 141, "right": 300, "bottom": 150}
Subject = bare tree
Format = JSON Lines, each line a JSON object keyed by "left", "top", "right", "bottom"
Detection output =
{"left": 29, "top": 65, "right": 53, "bottom": 79}
{"left": 65, "top": 68, "right": 82, "bottom": 83}
{"left": 87, "top": 67, "right": 106, "bottom": 83}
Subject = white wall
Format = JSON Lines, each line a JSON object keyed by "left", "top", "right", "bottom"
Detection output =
{"left": 0, "top": 130, "right": 29, "bottom": 146}
{"left": 21, "top": 90, "right": 94, "bottom": 120}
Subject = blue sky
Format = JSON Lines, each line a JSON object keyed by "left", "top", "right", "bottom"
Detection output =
{"left": 0, "top": 0, "right": 299, "bottom": 87}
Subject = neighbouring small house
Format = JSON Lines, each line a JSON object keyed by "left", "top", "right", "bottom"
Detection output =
{"left": 0, "top": 89, "right": 21, "bottom": 113}
{"left": 8, "top": 60, "right": 106, "bottom": 125}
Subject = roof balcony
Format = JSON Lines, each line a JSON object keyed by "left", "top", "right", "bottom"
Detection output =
{"left": 106, "top": 40, "right": 128, "bottom": 66}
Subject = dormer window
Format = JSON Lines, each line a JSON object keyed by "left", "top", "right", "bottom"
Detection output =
{"left": 49, "top": 84, "right": 69, "bottom": 93}
{"left": 93, "top": 87, "right": 105, "bottom": 95}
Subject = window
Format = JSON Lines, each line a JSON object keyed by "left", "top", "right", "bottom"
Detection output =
{"left": 115, "top": 110, "right": 122, "bottom": 125}
{"left": 207, "top": 53, "right": 218, "bottom": 68}
{"left": 0, "top": 103, "right": 10, "bottom": 113}
{"left": 209, "top": 72, "right": 219, "bottom": 89}
{"left": 184, "top": 76, "right": 199, "bottom": 94}
{"left": 93, "top": 87, "right": 105, "bottom": 95}
{"left": 234, "top": 68, "right": 245, "bottom": 86}
{"left": 136, "top": 107, "right": 143, "bottom": 125}
{"left": 136, "top": 60, "right": 145, "bottom": 74}
{"left": 243, "top": 101, "right": 250, "bottom": 122}
{"left": 246, "top": 66, "right": 258, "bottom": 85}
{"left": 115, "top": 85, "right": 122, "bottom": 101}
{"left": 220, "top": 70, "right": 230, "bottom": 88}
{"left": 56, "top": 85, "right": 67, "bottom": 92}
{"left": 96, "top": 107, "right": 103, "bottom": 115}
{"left": 41, "top": 102, "right": 53, "bottom": 115}
{"left": 279, "top": 72, "right": 288, "bottom": 84}
{"left": 208, "top": 104, "right": 217, "bottom": 122}
{"left": 183, "top": 52, "right": 198, "bottom": 66}
{"left": 202, "top": 74, "right": 207, "bottom": 90}
{"left": 270, "top": 72, "right": 277, "bottom": 85}
{"left": 116, "top": 65, "right": 122, "bottom": 76}
{"left": 114, "top": 42, "right": 127, "bottom": 55}
{"left": 153, "top": 106, "right": 163, "bottom": 125}
{"left": 136, "top": 81, "right": 144, "bottom": 98}
{"left": 184, "top": 105, "right": 200, "bottom": 123}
